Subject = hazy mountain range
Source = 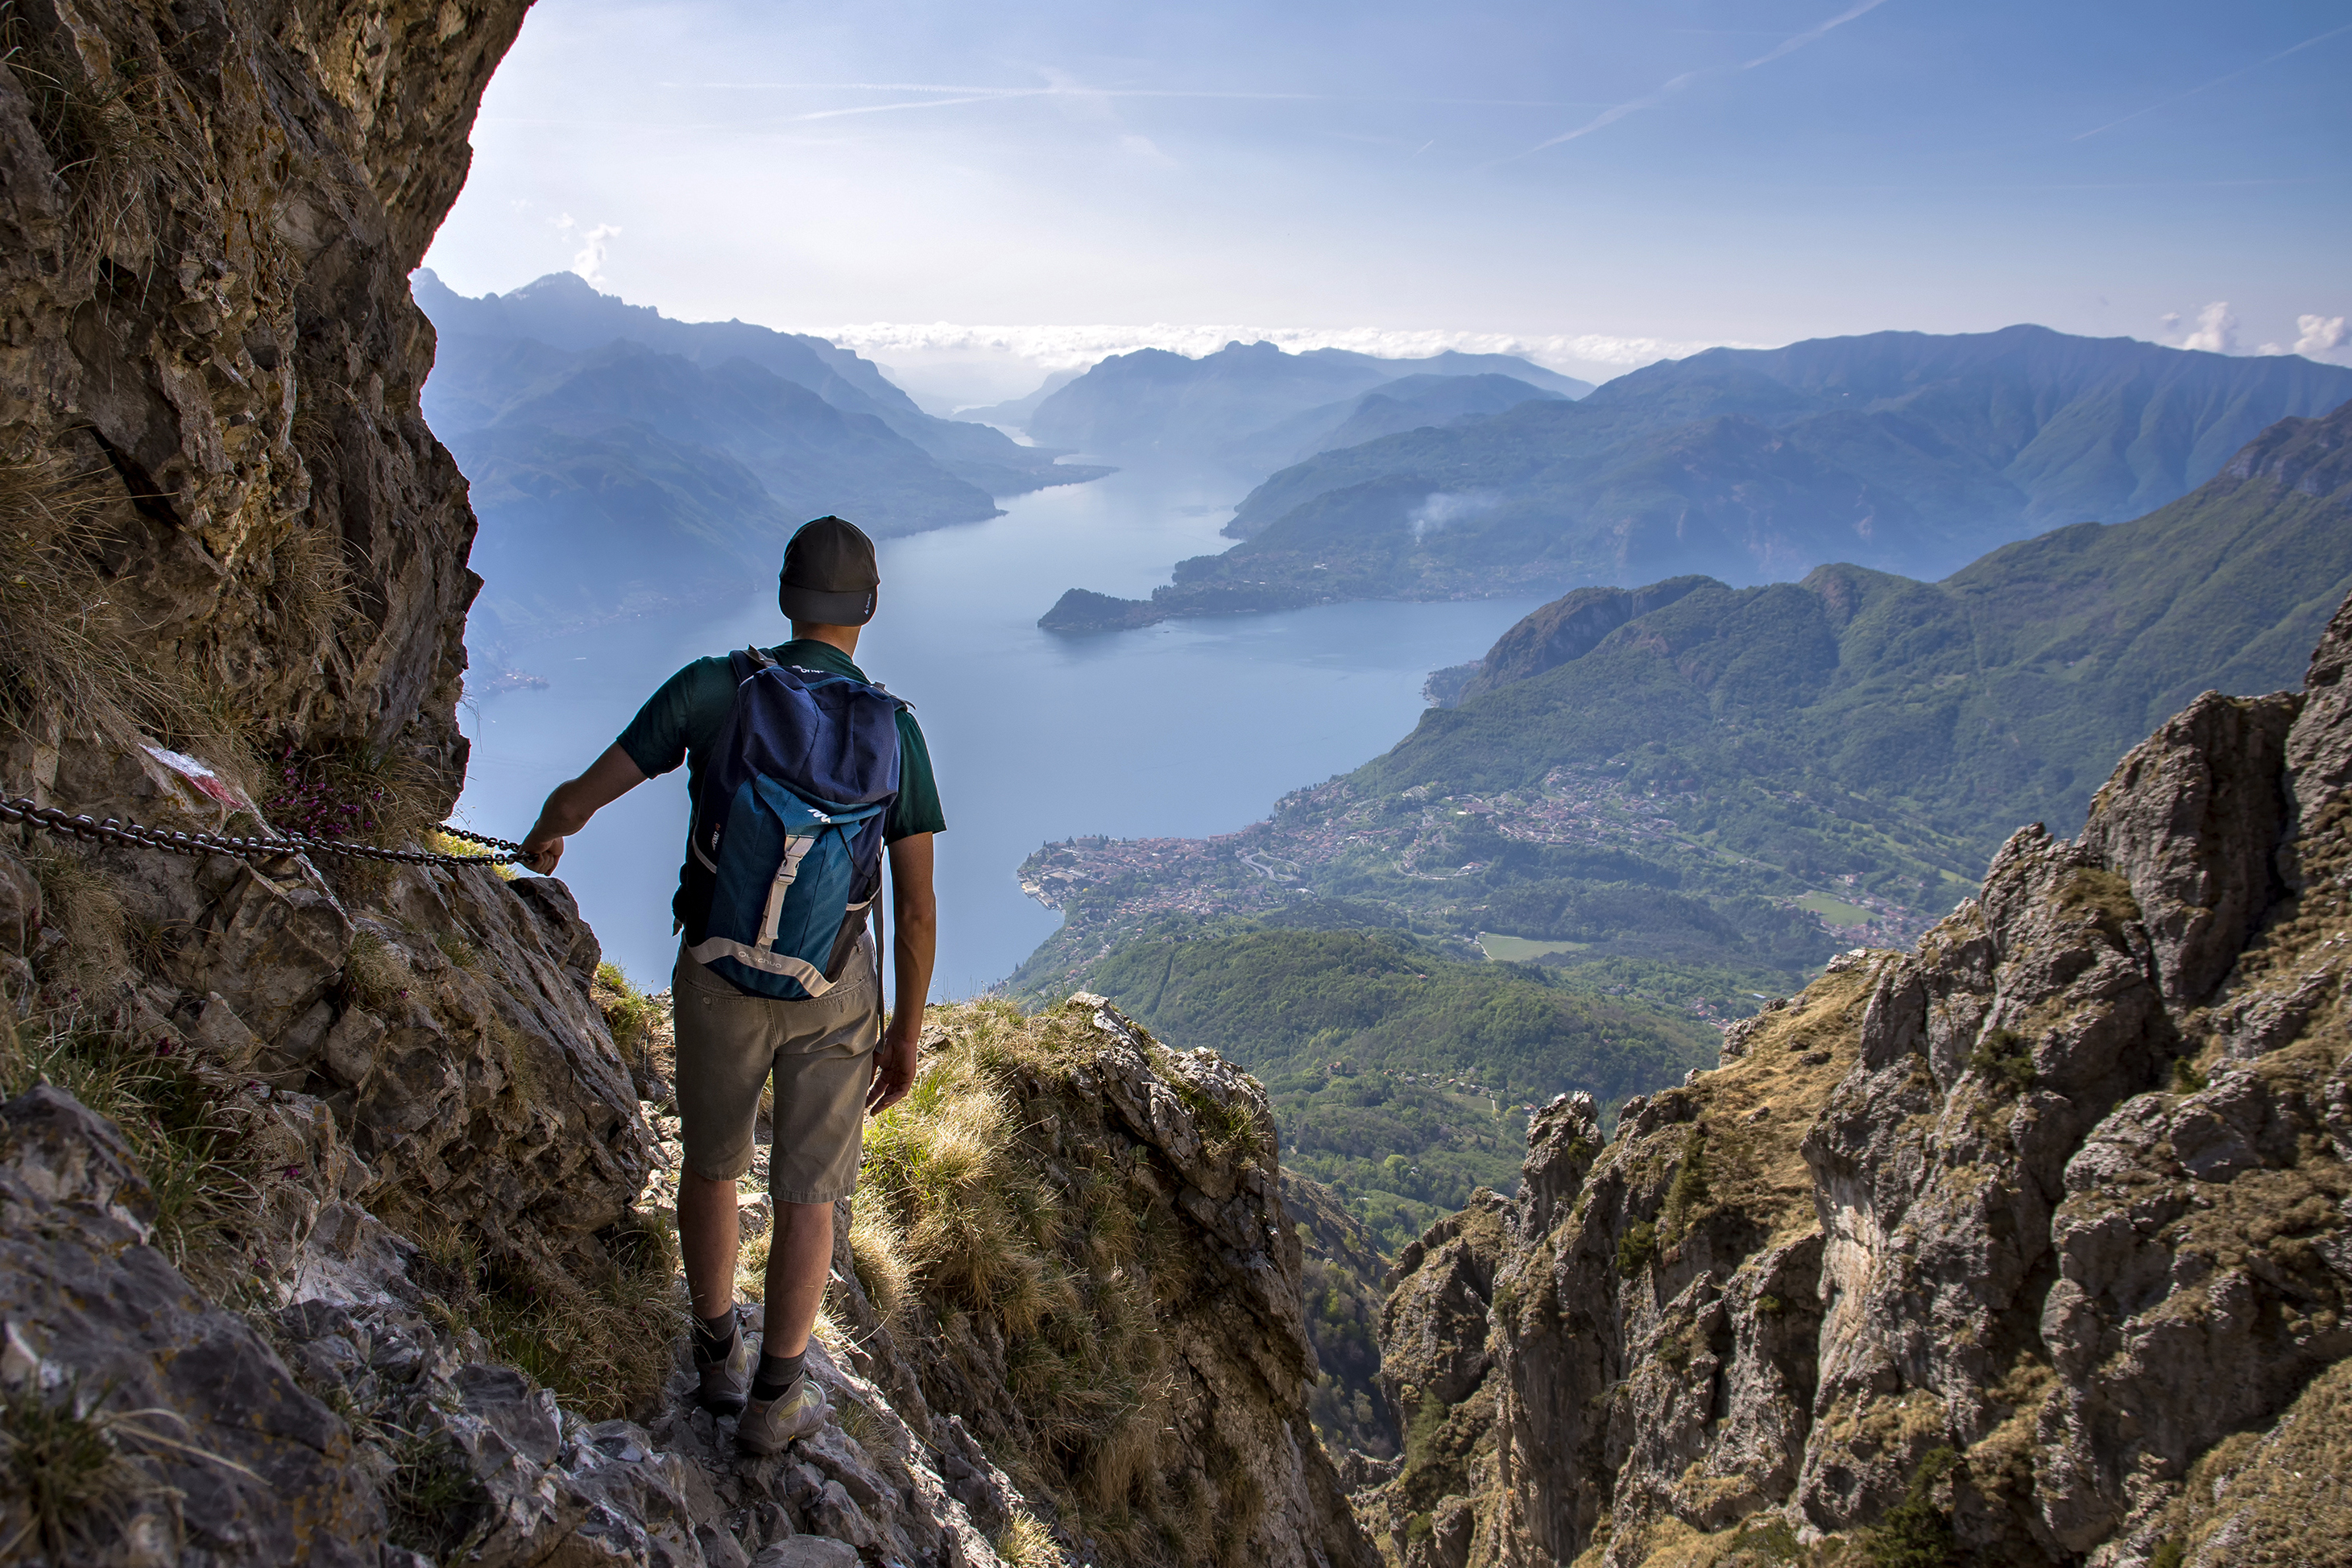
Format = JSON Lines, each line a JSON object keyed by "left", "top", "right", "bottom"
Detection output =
{"left": 416, "top": 271, "right": 1112, "bottom": 639}
{"left": 1044, "top": 325, "right": 2352, "bottom": 629}
{"left": 1023, "top": 338, "right": 1590, "bottom": 461}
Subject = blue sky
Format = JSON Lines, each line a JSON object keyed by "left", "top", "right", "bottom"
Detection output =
{"left": 422, "top": 0, "right": 2351, "bottom": 399}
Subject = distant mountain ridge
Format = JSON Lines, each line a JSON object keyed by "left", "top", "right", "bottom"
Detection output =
{"left": 1386, "top": 395, "right": 2352, "bottom": 846}
{"left": 1054, "top": 325, "right": 2352, "bottom": 624}
{"left": 1025, "top": 338, "right": 1591, "bottom": 461}
{"left": 418, "top": 272, "right": 1112, "bottom": 640}
{"left": 441, "top": 339, "right": 1003, "bottom": 528}
{"left": 416, "top": 271, "right": 1099, "bottom": 497}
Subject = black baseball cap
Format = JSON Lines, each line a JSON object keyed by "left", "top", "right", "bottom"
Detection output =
{"left": 778, "top": 515, "right": 879, "bottom": 626}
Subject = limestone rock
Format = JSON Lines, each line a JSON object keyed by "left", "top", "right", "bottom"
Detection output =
{"left": 0, "top": 1086, "right": 381, "bottom": 1565}
{"left": 1377, "top": 599, "right": 2352, "bottom": 1563}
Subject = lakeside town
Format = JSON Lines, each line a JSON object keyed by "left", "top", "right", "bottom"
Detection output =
{"left": 1013, "top": 761, "right": 1945, "bottom": 1003}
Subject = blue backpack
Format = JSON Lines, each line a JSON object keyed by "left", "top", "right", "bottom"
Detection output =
{"left": 680, "top": 648, "right": 905, "bottom": 1000}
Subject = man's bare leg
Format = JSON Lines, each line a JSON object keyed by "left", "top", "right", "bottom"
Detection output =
{"left": 764, "top": 1201, "right": 834, "bottom": 1358}
{"left": 678, "top": 1168, "right": 742, "bottom": 1318}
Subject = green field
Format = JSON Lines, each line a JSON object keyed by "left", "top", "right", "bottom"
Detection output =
{"left": 1795, "top": 892, "right": 1875, "bottom": 928}
{"left": 1476, "top": 932, "right": 1590, "bottom": 962}
{"left": 1067, "top": 924, "right": 1716, "bottom": 1250}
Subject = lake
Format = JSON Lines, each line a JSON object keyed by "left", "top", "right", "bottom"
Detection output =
{"left": 453, "top": 465, "right": 1542, "bottom": 995}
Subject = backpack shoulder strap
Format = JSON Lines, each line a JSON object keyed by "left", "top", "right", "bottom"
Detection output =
{"left": 727, "top": 645, "right": 779, "bottom": 684}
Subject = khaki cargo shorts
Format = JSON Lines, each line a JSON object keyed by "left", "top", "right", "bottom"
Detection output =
{"left": 670, "top": 935, "right": 879, "bottom": 1206}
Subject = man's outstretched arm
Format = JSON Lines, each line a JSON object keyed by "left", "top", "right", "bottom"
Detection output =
{"left": 868, "top": 832, "right": 936, "bottom": 1115}
{"left": 520, "top": 743, "right": 649, "bottom": 873}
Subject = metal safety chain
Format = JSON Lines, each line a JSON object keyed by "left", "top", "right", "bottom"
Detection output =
{"left": 0, "top": 794, "right": 530, "bottom": 869}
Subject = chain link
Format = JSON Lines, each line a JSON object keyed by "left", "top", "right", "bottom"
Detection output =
{"left": 0, "top": 794, "right": 529, "bottom": 869}
{"left": 429, "top": 823, "right": 531, "bottom": 854}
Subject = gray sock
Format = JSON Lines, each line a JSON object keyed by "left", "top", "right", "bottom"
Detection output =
{"left": 692, "top": 1309, "right": 735, "bottom": 1364}
{"left": 751, "top": 1350, "right": 805, "bottom": 1401}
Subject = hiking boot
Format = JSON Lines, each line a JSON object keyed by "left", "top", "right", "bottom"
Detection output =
{"left": 735, "top": 1372, "right": 827, "bottom": 1455}
{"left": 695, "top": 1327, "right": 750, "bottom": 1416}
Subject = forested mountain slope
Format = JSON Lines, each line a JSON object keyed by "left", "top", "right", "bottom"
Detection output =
{"left": 1390, "top": 396, "right": 2352, "bottom": 850}
{"left": 1033, "top": 925, "right": 1717, "bottom": 1249}
{"left": 1229, "top": 372, "right": 1571, "bottom": 475}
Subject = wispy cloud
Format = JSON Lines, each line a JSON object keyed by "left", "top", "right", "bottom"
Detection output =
{"left": 2298, "top": 315, "right": 2350, "bottom": 355}
{"left": 2176, "top": 301, "right": 2238, "bottom": 354}
{"left": 814, "top": 321, "right": 1759, "bottom": 374}
{"left": 1526, "top": 71, "right": 1704, "bottom": 153}
{"left": 1739, "top": 0, "right": 1892, "bottom": 69}
{"left": 789, "top": 92, "right": 1044, "bottom": 123}
{"left": 2074, "top": 21, "right": 2352, "bottom": 141}
{"left": 554, "top": 213, "right": 621, "bottom": 284}
{"left": 1523, "top": 0, "right": 1891, "bottom": 155}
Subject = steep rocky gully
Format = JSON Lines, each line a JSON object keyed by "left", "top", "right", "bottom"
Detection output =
{"left": 0, "top": 2, "right": 1369, "bottom": 1565}
{"left": 1369, "top": 592, "right": 2352, "bottom": 1562}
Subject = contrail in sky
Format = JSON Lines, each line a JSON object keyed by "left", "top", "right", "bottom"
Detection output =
{"left": 1525, "top": 71, "right": 1704, "bottom": 153}
{"left": 1523, "top": 0, "right": 1891, "bottom": 155}
{"left": 693, "top": 82, "right": 1591, "bottom": 110}
{"left": 2073, "top": 21, "right": 2352, "bottom": 140}
{"left": 790, "top": 93, "right": 1045, "bottom": 122}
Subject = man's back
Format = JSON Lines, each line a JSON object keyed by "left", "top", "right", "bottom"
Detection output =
{"left": 615, "top": 639, "right": 945, "bottom": 927}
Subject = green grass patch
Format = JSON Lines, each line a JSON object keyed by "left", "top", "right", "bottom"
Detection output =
{"left": 1062, "top": 925, "right": 1714, "bottom": 1245}
{"left": 1795, "top": 891, "right": 1875, "bottom": 928}
{"left": 1476, "top": 931, "right": 1590, "bottom": 962}
{"left": 594, "top": 961, "right": 659, "bottom": 1064}
{"left": 2, "top": 1001, "right": 267, "bottom": 1296}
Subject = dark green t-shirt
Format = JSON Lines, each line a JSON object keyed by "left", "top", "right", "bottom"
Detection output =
{"left": 617, "top": 641, "right": 945, "bottom": 919}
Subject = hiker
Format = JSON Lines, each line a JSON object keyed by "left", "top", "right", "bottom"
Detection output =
{"left": 518, "top": 515, "right": 942, "bottom": 1454}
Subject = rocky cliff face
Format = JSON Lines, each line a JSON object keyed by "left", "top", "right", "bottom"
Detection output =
{"left": 0, "top": 6, "right": 1374, "bottom": 1566}
{"left": 0, "top": 0, "right": 527, "bottom": 804}
{"left": 1377, "top": 598, "right": 2352, "bottom": 1565}
{"left": 2, "top": 987, "right": 1377, "bottom": 1567}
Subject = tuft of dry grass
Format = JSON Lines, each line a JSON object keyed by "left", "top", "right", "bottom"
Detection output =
{"left": 847, "top": 1202, "right": 911, "bottom": 1323}
{"left": 0, "top": 446, "right": 263, "bottom": 792}
{"left": 736, "top": 1228, "right": 772, "bottom": 1303}
{"left": 860, "top": 998, "right": 1182, "bottom": 1533}
{"left": 0, "top": 6, "right": 208, "bottom": 286}
{"left": 0, "top": 453, "right": 147, "bottom": 748}
{"left": 263, "top": 522, "right": 352, "bottom": 678}
{"left": 995, "top": 1510, "right": 1071, "bottom": 1568}
{"left": 341, "top": 929, "right": 412, "bottom": 1013}
{"left": 382, "top": 1422, "right": 489, "bottom": 1562}
{"left": 23, "top": 841, "right": 129, "bottom": 994}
